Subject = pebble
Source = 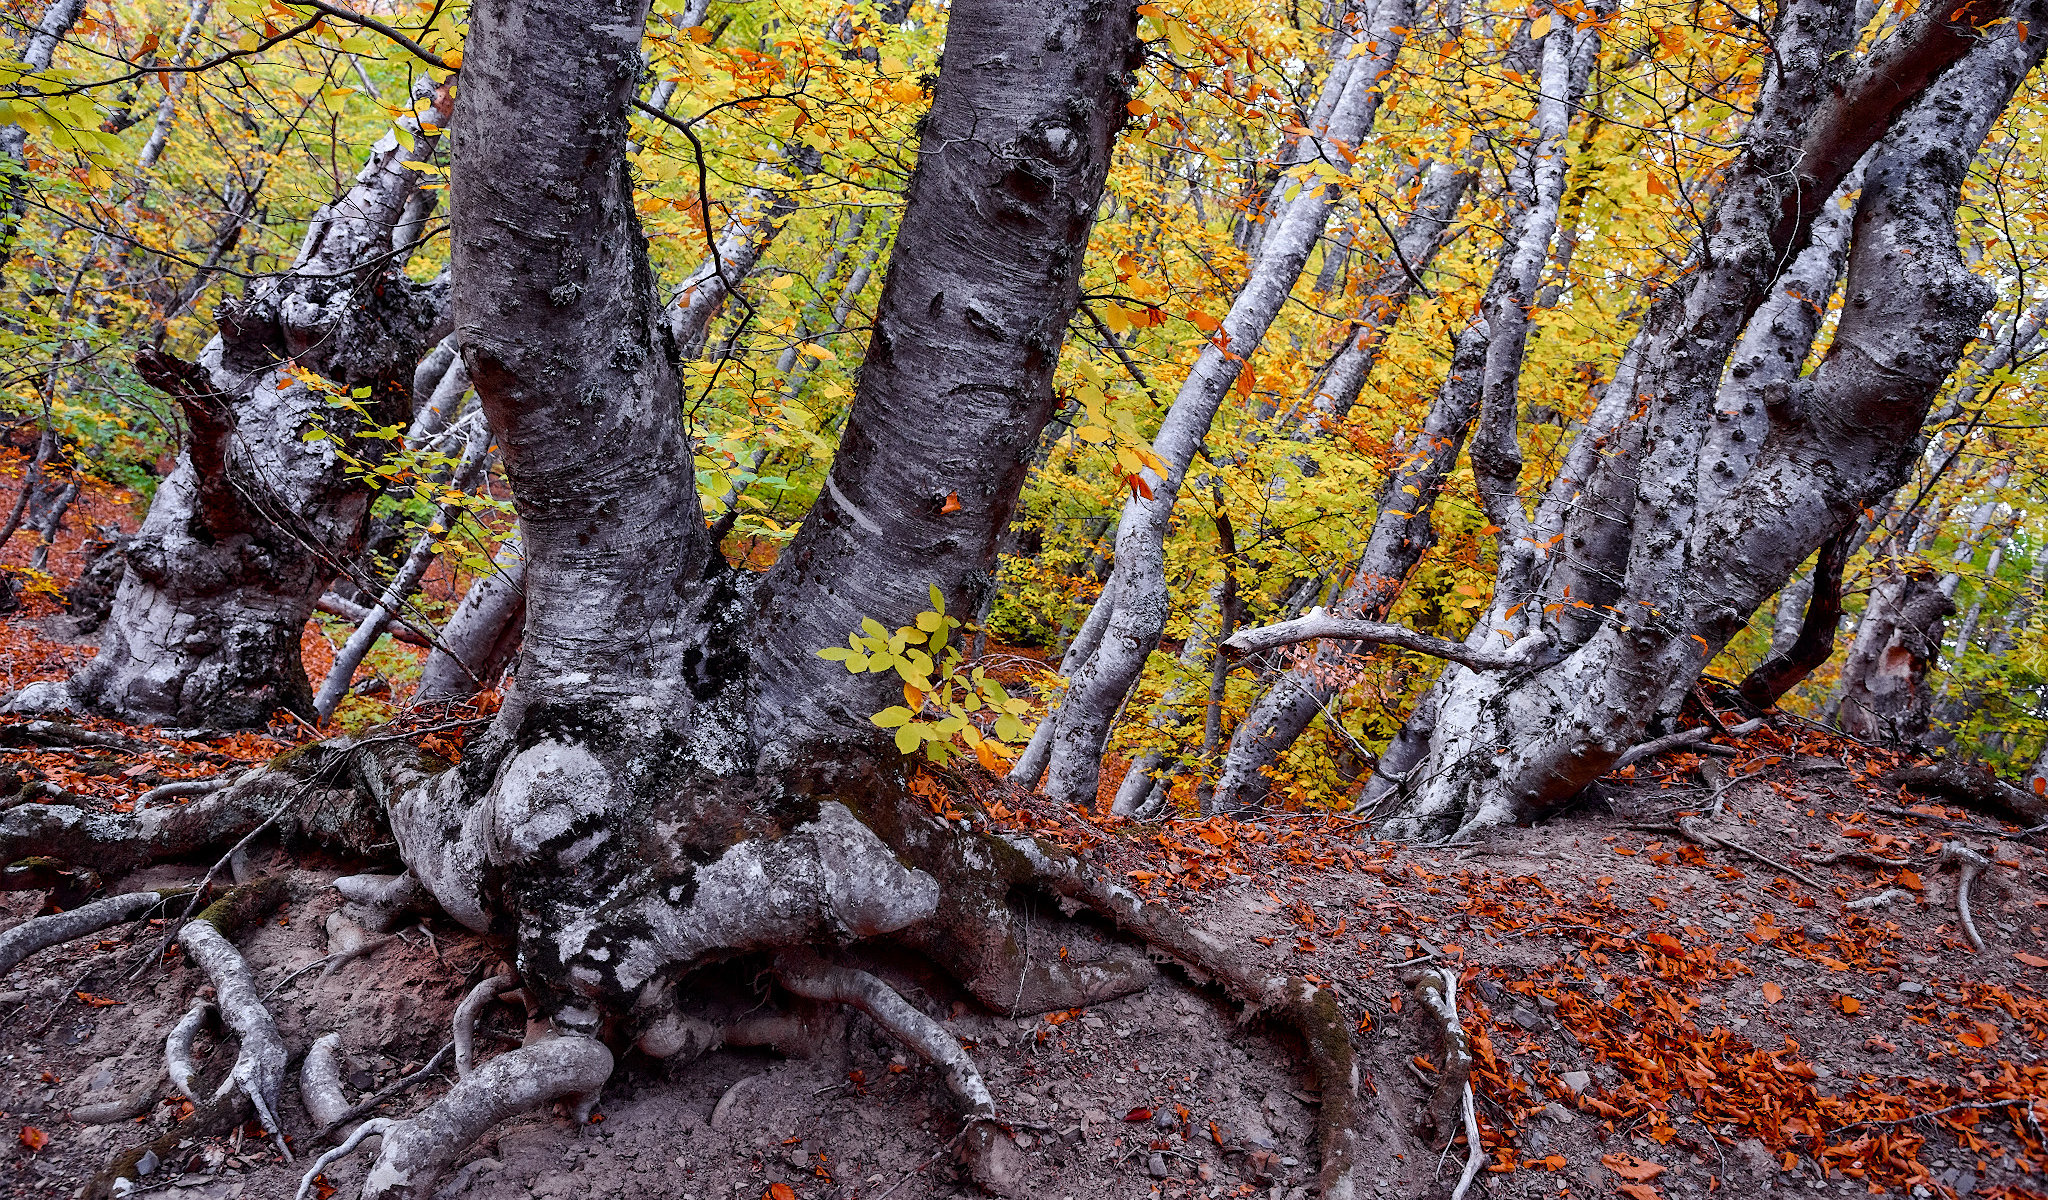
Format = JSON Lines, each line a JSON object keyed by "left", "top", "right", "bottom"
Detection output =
{"left": 1561, "top": 1070, "right": 1592, "bottom": 1094}
{"left": 1147, "top": 1151, "right": 1169, "bottom": 1178}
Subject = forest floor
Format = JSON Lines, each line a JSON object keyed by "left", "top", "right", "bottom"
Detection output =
{"left": 0, "top": 466, "right": 2040, "bottom": 1200}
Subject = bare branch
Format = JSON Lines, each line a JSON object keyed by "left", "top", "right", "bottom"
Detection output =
{"left": 1223, "top": 610, "right": 1549, "bottom": 673}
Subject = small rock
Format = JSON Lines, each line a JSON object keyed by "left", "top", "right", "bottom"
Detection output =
{"left": 1511, "top": 1007, "right": 1545, "bottom": 1031}
{"left": 1147, "top": 1151, "right": 1169, "bottom": 1178}
{"left": 1151, "top": 1109, "right": 1177, "bottom": 1131}
{"left": 1561, "top": 1070, "right": 1592, "bottom": 1094}
{"left": 1898, "top": 981, "right": 1924, "bottom": 994}
{"left": 1542, "top": 1102, "right": 1576, "bottom": 1125}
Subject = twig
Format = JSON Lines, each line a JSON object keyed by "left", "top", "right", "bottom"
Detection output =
{"left": 1827, "top": 1097, "right": 2040, "bottom": 1136}
{"left": 311, "top": 1040, "right": 455, "bottom": 1143}
{"left": 873, "top": 1126, "right": 970, "bottom": 1200}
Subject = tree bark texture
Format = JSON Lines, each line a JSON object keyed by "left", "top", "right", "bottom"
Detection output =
{"left": 17, "top": 90, "right": 454, "bottom": 728}
{"left": 1382, "top": 0, "right": 2040, "bottom": 837}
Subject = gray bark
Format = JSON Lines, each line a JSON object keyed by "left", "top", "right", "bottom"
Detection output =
{"left": 376, "top": 0, "right": 1143, "bottom": 1061}
{"left": 409, "top": 530, "right": 525, "bottom": 706}
{"left": 1835, "top": 566, "right": 1955, "bottom": 744}
{"left": 17, "top": 87, "right": 456, "bottom": 728}
{"left": 1386, "top": 0, "right": 2042, "bottom": 837}
{"left": 1208, "top": 16, "right": 1582, "bottom": 812}
{"left": 1029, "top": 0, "right": 1415, "bottom": 806}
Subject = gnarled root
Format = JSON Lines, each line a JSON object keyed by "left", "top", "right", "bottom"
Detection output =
{"left": 771, "top": 949, "right": 993, "bottom": 1117}
{"left": 347, "top": 1035, "right": 613, "bottom": 1200}
{"left": 453, "top": 972, "right": 516, "bottom": 1078}
{"left": 165, "top": 1000, "right": 213, "bottom": 1099}
{"left": 0, "top": 889, "right": 172, "bottom": 976}
{"left": 1940, "top": 841, "right": 1993, "bottom": 952}
{"left": 179, "top": 895, "right": 292, "bottom": 1158}
{"left": 334, "top": 871, "right": 430, "bottom": 933}
{"left": 1414, "top": 966, "right": 1485, "bottom": 1200}
{"left": 1008, "top": 834, "right": 1379, "bottom": 1200}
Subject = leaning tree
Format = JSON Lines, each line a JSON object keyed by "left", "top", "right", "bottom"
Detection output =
{"left": 1223, "top": 0, "right": 2048, "bottom": 837}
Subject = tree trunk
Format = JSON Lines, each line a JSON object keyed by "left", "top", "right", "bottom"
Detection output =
{"left": 1029, "top": 0, "right": 1415, "bottom": 806}
{"left": 409, "top": 530, "right": 525, "bottom": 707}
{"left": 1376, "top": 0, "right": 2036, "bottom": 838}
{"left": 12, "top": 91, "right": 455, "bottom": 728}
{"left": 1834, "top": 566, "right": 1956, "bottom": 744}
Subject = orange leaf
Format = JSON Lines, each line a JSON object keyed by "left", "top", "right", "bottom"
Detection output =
{"left": 940, "top": 491, "right": 961, "bottom": 514}
{"left": 1535, "top": 1154, "right": 1569, "bottom": 1170}
{"left": 1123, "top": 1107, "right": 1154, "bottom": 1122}
{"left": 1618, "top": 1185, "right": 1662, "bottom": 1200}
{"left": 1602, "top": 1153, "right": 1667, "bottom": 1182}
{"left": 1896, "top": 868, "right": 1923, "bottom": 891}
{"left": 1187, "top": 310, "right": 1219, "bottom": 332}
{"left": 1646, "top": 932, "right": 1682, "bottom": 955}
{"left": 1761, "top": 982, "right": 1783, "bottom": 1004}
{"left": 767, "top": 1184, "right": 796, "bottom": 1200}
{"left": 1836, "top": 995, "right": 1859, "bottom": 1015}
{"left": 2016, "top": 952, "right": 2048, "bottom": 968}
{"left": 74, "top": 992, "right": 122, "bottom": 1008}
{"left": 1209, "top": 1120, "right": 1224, "bottom": 1144}
{"left": 18, "top": 1127, "right": 46, "bottom": 1152}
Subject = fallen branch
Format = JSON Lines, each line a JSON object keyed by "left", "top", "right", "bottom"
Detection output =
{"left": 1827, "top": 1097, "right": 2041, "bottom": 1137}
{"left": 1625, "top": 818, "right": 1827, "bottom": 890}
{"left": 1806, "top": 849, "right": 1913, "bottom": 869}
{"left": 1612, "top": 719, "right": 1764, "bottom": 772}
{"left": 1845, "top": 888, "right": 1916, "bottom": 912}
{"left": 1223, "top": 610, "right": 1550, "bottom": 673}
{"left": 315, "top": 593, "right": 434, "bottom": 647}
{"left": 1882, "top": 761, "right": 2048, "bottom": 830}
{"left": 1940, "top": 842, "right": 1992, "bottom": 952}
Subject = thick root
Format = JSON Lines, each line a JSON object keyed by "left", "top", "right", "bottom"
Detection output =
{"left": 354, "top": 1035, "right": 613, "bottom": 1200}
{"left": 1008, "top": 833, "right": 1378, "bottom": 1200}
{"left": 771, "top": 949, "right": 994, "bottom": 1118}
{"left": 300, "top": 1118, "right": 396, "bottom": 1200}
{"left": 453, "top": 972, "right": 516, "bottom": 1078}
{"left": 0, "top": 889, "right": 171, "bottom": 976}
{"left": 165, "top": 1000, "right": 212, "bottom": 1099}
{"left": 180, "top": 916, "right": 292, "bottom": 1158}
{"left": 1941, "top": 841, "right": 1993, "bottom": 951}
{"left": 334, "top": 871, "right": 429, "bottom": 934}
{"left": 301, "top": 1032, "right": 353, "bottom": 1130}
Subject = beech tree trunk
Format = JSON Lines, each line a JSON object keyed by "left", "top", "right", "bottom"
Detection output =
{"left": 10, "top": 90, "right": 454, "bottom": 728}
{"left": 1363, "top": 0, "right": 2041, "bottom": 837}
{"left": 1026, "top": 0, "right": 1414, "bottom": 806}
{"left": 389, "top": 0, "right": 1140, "bottom": 1045}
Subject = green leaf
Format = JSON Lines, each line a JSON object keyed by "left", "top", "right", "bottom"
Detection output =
{"left": 994, "top": 714, "right": 1027, "bottom": 742}
{"left": 861, "top": 617, "right": 888, "bottom": 640}
{"left": 871, "top": 706, "right": 915, "bottom": 728}
{"left": 816, "top": 646, "right": 853, "bottom": 662}
{"left": 894, "top": 724, "right": 923, "bottom": 755}
{"left": 928, "top": 584, "right": 945, "bottom": 615}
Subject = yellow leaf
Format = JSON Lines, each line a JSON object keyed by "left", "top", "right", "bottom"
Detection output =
{"left": 1075, "top": 424, "right": 1114, "bottom": 443}
{"left": 798, "top": 343, "right": 835, "bottom": 361}
{"left": 1527, "top": 12, "right": 1552, "bottom": 39}
{"left": 440, "top": 48, "right": 463, "bottom": 68}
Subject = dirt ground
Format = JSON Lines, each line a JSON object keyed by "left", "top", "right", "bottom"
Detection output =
{"left": 0, "top": 461, "right": 2040, "bottom": 1200}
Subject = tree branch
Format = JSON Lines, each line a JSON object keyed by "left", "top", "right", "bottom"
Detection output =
{"left": 1222, "top": 610, "right": 1549, "bottom": 673}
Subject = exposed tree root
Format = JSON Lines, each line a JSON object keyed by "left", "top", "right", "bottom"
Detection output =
{"left": 348, "top": 1035, "right": 612, "bottom": 1200}
{"left": 94, "top": 1092, "right": 252, "bottom": 1199}
{"left": 312, "top": 1041, "right": 455, "bottom": 1144}
{"left": 176, "top": 877, "right": 292, "bottom": 1158}
{"left": 1806, "top": 849, "right": 1913, "bottom": 870}
{"left": 165, "top": 1000, "right": 212, "bottom": 1098}
{"left": 300, "top": 1118, "right": 397, "bottom": 1200}
{"left": 453, "top": 972, "right": 516, "bottom": 1078}
{"left": 1940, "top": 841, "right": 1992, "bottom": 952}
{"left": 334, "top": 871, "right": 430, "bottom": 933}
{"left": 301, "top": 1032, "right": 354, "bottom": 1130}
{"left": 0, "top": 742, "right": 386, "bottom": 875}
{"left": 1412, "top": 967, "right": 1473, "bottom": 1137}
{"left": 0, "top": 889, "right": 176, "bottom": 976}
{"left": 136, "top": 776, "right": 233, "bottom": 807}
{"left": 1005, "top": 834, "right": 1381, "bottom": 1200}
